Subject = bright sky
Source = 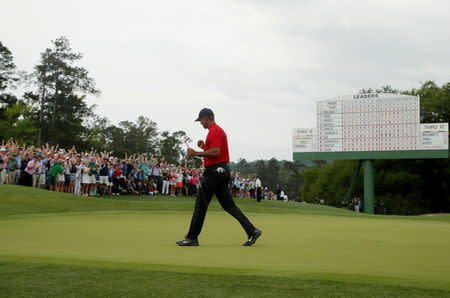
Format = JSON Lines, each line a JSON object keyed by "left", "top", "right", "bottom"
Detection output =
{"left": 1, "top": 0, "right": 449, "bottom": 161}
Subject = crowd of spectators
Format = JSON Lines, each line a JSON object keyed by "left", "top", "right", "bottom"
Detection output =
{"left": 341, "top": 196, "right": 363, "bottom": 212}
{"left": 375, "top": 200, "right": 386, "bottom": 215}
{"left": 1, "top": 138, "right": 301, "bottom": 203}
{"left": 313, "top": 197, "right": 326, "bottom": 205}
{"left": 3, "top": 139, "right": 386, "bottom": 213}
{"left": 229, "top": 174, "right": 291, "bottom": 201}
{"left": 0, "top": 138, "right": 202, "bottom": 197}
{"left": 341, "top": 197, "right": 386, "bottom": 214}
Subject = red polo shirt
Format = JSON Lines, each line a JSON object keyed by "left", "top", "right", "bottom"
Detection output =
{"left": 203, "top": 123, "right": 229, "bottom": 167}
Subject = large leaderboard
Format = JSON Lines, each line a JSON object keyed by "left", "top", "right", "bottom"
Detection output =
{"left": 293, "top": 93, "right": 448, "bottom": 155}
{"left": 293, "top": 93, "right": 448, "bottom": 214}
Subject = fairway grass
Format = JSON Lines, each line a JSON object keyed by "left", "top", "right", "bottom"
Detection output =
{"left": 1, "top": 185, "right": 450, "bottom": 297}
{"left": 2, "top": 261, "right": 450, "bottom": 297}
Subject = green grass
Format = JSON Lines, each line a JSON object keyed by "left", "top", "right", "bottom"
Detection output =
{"left": 2, "top": 261, "right": 450, "bottom": 297}
{"left": 1, "top": 184, "right": 450, "bottom": 297}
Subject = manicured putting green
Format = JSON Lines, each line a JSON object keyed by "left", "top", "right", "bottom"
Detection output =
{"left": 1, "top": 185, "right": 450, "bottom": 296}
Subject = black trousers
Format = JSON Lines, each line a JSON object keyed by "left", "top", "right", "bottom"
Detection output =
{"left": 187, "top": 182, "right": 196, "bottom": 196}
{"left": 256, "top": 187, "right": 262, "bottom": 202}
{"left": 153, "top": 176, "right": 162, "bottom": 193}
{"left": 186, "top": 163, "right": 256, "bottom": 240}
{"left": 20, "top": 172, "right": 32, "bottom": 186}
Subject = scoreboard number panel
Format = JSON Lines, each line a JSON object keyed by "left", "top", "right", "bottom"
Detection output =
{"left": 420, "top": 123, "right": 448, "bottom": 150}
{"left": 293, "top": 93, "right": 448, "bottom": 154}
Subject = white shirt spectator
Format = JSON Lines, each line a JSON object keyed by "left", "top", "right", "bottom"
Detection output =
{"left": 176, "top": 171, "right": 183, "bottom": 183}
{"left": 76, "top": 164, "right": 83, "bottom": 177}
{"left": 255, "top": 178, "right": 261, "bottom": 188}
{"left": 64, "top": 161, "right": 71, "bottom": 174}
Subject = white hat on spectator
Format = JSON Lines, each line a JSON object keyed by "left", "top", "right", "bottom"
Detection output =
{"left": 0, "top": 148, "right": 6, "bottom": 152}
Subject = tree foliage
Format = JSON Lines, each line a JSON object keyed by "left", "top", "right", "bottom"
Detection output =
{"left": 119, "top": 116, "right": 159, "bottom": 155}
{"left": 87, "top": 116, "right": 191, "bottom": 164}
{"left": 158, "top": 130, "right": 186, "bottom": 165}
{"left": 0, "top": 41, "right": 19, "bottom": 94}
{"left": 0, "top": 41, "right": 30, "bottom": 142}
{"left": 0, "top": 100, "right": 36, "bottom": 143}
{"left": 26, "top": 36, "right": 99, "bottom": 146}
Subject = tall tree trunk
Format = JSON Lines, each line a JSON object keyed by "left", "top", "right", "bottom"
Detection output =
{"left": 38, "top": 86, "right": 46, "bottom": 147}
{"left": 51, "top": 77, "right": 58, "bottom": 143}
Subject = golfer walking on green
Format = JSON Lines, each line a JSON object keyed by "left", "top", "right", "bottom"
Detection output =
{"left": 176, "top": 108, "right": 262, "bottom": 246}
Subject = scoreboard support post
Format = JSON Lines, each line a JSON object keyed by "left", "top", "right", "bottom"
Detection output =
{"left": 293, "top": 151, "right": 447, "bottom": 214}
{"left": 363, "top": 159, "right": 375, "bottom": 214}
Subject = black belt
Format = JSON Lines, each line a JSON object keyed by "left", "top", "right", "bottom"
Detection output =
{"left": 205, "top": 162, "right": 228, "bottom": 169}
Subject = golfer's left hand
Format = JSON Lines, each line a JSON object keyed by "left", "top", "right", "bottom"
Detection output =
{"left": 187, "top": 148, "right": 196, "bottom": 156}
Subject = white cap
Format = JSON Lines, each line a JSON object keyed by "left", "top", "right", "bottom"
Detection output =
{"left": 0, "top": 148, "right": 6, "bottom": 152}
